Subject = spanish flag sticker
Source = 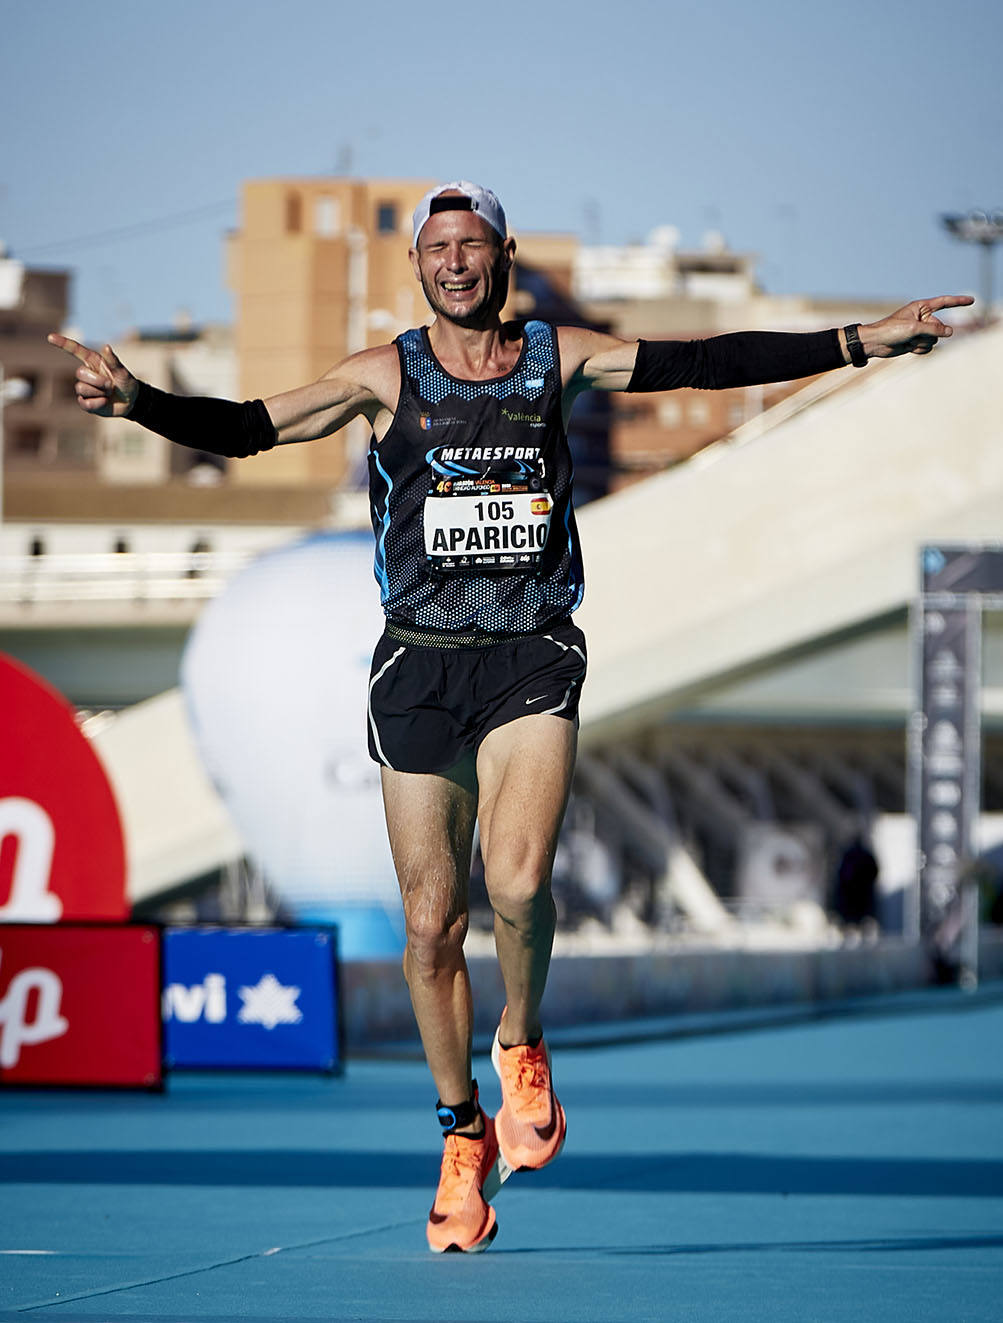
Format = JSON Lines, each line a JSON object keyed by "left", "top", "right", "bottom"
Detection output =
{"left": 531, "top": 497, "right": 551, "bottom": 515}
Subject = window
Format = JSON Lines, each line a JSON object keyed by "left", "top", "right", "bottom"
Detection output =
{"left": 57, "top": 431, "right": 94, "bottom": 463}
{"left": 8, "top": 371, "right": 38, "bottom": 400}
{"left": 286, "top": 192, "right": 303, "bottom": 234}
{"left": 113, "top": 537, "right": 130, "bottom": 554}
{"left": 688, "top": 399, "right": 710, "bottom": 426}
{"left": 29, "top": 536, "right": 45, "bottom": 557}
{"left": 315, "top": 196, "right": 340, "bottom": 237}
{"left": 376, "top": 202, "right": 398, "bottom": 234}
{"left": 11, "top": 425, "right": 43, "bottom": 455}
{"left": 657, "top": 399, "right": 682, "bottom": 428}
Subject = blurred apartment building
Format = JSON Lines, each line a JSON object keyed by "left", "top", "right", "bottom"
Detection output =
{"left": 517, "top": 225, "right": 900, "bottom": 485}
{"left": 0, "top": 250, "right": 93, "bottom": 493}
{"left": 2, "top": 178, "right": 442, "bottom": 538}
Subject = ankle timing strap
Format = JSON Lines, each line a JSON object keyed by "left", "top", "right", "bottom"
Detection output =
{"left": 436, "top": 1080, "right": 480, "bottom": 1133}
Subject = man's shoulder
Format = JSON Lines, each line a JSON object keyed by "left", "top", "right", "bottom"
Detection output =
{"left": 555, "top": 323, "right": 608, "bottom": 369}
{"left": 324, "top": 341, "right": 400, "bottom": 381}
{"left": 363, "top": 340, "right": 405, "bottom": 364}
{"left": 319, "top": 342, "right": 401, "bottom": 415}
{"left": 555, "top": 325, "right": 638, "bottom": 391}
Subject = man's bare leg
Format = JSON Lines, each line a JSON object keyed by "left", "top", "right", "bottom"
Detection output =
{"left": 475, "top": 715, "right": 577, "bottom": 1046}
{"left": 380, "top": 758, "right": 480, "bottom": 1121}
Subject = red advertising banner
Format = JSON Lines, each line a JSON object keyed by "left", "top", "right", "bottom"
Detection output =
{"left": 0, "top": 925, "right": 161, "bottom": 1087}
{"left": 0, "top": 654, "right": 127, "bottom": 923}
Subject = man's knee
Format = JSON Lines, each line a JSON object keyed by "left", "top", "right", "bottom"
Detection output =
{"left": 403, "top": 900, "right": 468, "bottom": 973}
{"left": 484, "top": 843, "right": 554, "bottom": 924}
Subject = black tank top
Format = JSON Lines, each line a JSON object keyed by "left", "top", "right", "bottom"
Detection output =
{"left": 367, "top": 319, "right": 584, "bottom": 634}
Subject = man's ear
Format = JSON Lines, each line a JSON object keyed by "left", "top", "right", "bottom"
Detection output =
{"left": 503, "top": 236, "right": 517, "bottom": 270}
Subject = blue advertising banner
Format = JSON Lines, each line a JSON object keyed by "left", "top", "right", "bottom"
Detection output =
{"left": 162, "top": 928, "right": 339, "bottom": 1071}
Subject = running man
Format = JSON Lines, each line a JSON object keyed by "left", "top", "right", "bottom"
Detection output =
{"left": 50, "top": 181, "right": 972, "bottom": 1253}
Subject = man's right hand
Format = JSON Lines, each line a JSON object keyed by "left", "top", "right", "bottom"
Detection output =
{"left": 47, "top": 334, "right": 139, "bottom": 417}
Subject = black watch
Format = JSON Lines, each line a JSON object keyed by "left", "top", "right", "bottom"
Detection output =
{"left": 843, "top": 324, "right": 868, "bottom": 368}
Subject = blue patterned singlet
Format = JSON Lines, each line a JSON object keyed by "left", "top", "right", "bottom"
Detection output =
{"left": 367, "top": 320, "right": 584, "bottom": 634}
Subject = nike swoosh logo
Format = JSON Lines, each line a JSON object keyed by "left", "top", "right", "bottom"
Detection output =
{"left": 525, "top": 694, "right": 550, "bottom": 705}
{"left": 534, "top": 1098, "right": 559, "bottom": 1142}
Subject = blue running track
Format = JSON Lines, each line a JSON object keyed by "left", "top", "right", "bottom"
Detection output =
{"left": 2, "top": 986, "right": 1002, "bottom": 1322}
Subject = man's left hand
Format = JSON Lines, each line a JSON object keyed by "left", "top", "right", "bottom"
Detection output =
{"left": 859, "top": 294, "right": 975, "bottom": 359}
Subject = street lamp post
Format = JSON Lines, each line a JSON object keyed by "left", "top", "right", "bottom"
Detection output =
{"left": 941, "top": 210, "right": 1003, "bottom": 326}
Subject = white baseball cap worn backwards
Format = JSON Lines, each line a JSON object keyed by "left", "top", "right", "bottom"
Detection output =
{"left": 412, "top": 181, "right": 507, "bottom": 246}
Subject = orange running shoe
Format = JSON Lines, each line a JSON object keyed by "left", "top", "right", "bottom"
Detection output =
{"left": 491, "top": 1024, "right": 567, "bottom": 1172}
{"left": 426, "top": 1113, "right": 503, "bottom": 1253}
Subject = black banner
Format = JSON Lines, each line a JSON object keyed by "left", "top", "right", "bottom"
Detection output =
{"left": 922, "top": 545, "right": 1003, "bottom": 597}
{"left": 916, "top": 599, "right": 981, "bottom": 973}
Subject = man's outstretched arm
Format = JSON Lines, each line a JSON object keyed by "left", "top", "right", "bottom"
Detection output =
{"left": 560, "top": 295, "right": 976, "bottom": 399}
{"left": 47, "top": 334, "right": 398, "bottom": 456}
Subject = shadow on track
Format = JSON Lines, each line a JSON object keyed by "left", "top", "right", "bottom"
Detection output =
{"left": 5, "top": 1150, "right": 1002, "bottom": 1197}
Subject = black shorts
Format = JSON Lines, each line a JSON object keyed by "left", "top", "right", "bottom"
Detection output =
{"left": 367, "top": 619, "right": 588, "bottom": 774}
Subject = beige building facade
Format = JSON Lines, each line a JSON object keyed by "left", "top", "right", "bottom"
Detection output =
{"left": 226, "top": 177, "right": 435, "bottom": 487}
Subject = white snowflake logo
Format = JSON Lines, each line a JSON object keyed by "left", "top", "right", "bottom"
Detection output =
{"left": 237, "top": 974, "right": 303, "bottom": 1030}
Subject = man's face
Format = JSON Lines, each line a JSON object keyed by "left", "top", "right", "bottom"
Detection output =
{"left": 410, "top": 208, "right": 515, "bottom": 328}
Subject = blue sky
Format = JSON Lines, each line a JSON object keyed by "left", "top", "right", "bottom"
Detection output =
{"left": 2, "top": 0, "right": 1000, "bottom": 342}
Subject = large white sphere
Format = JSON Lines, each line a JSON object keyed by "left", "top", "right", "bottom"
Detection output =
{"left": 181, "top": 532, "right": 404, "bottom": 957}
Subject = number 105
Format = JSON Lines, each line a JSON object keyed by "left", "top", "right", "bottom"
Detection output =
{"left": 474, "top": 500, "right": 515, "bottom": 521}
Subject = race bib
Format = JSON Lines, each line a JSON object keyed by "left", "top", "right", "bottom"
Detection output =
{"left": 424, "top": 478, "right": 553, "bottom": 573}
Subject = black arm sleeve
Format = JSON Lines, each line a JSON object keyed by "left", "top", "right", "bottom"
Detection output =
{"left": 625, "top": 328, "right": 845, "bottom": 392}
{"left": 126, "top": 381, "right": 277, "bottom": 458}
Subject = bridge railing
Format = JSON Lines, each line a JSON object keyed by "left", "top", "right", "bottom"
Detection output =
{"left": 0, "top": 550, "right": 253, "bottom": 603}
